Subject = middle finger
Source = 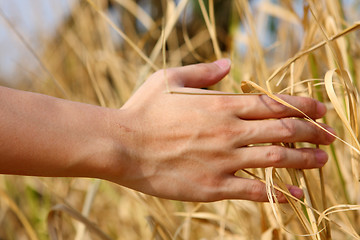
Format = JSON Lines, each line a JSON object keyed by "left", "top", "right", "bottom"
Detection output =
{"left": 235, "top": 118, "right": 335, "bottom": 147}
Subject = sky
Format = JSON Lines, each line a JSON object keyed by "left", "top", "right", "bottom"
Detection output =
{"left": 0, "top": 0, "right": 75, "bottom": 84}
{"left": 0, "top": 0, "right": 358, "bottom": 85}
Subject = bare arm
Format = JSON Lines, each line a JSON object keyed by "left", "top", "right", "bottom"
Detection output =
{"left": 0, "top": 59, "right": 335, "bottom": 202}
{"left": 0, "top": 86, "right": 123, "bottom": 179}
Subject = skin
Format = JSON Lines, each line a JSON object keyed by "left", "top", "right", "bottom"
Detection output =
{"left": 0, "top": 59, "right": 335, "bottom": 202}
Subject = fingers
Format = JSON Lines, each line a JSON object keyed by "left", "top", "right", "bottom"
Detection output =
{"left": 238, "top": 119, "right": 335, "bottom": 146}
{"left": 164, "top": 59, "right": 231, "bottom": 88}
{"left": 212, "top": 94, "right": 326, "bottom": 120}
{"left": 169, "top": 90, "right": 326, "bottom": 120}
{"left": 155, "top": 61, "right": 326, "bottom": 121}
{"left": 156, "top": 60, "right": 326, "bottom": 121}
{"left": 231, "top": 146, "right": 328, "bottom": 169}
{"left": 237, "top": 94, "right": 327, "bottom": 120}
{"left": 218, "top": 177, "right": 303, "bottom": 202}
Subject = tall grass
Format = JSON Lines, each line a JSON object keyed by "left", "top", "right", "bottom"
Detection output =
{"left": 0, "top": 0, "right": 360, "bottom": 239}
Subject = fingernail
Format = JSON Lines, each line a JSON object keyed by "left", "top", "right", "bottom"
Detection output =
{"left": 214, "top": 58, "right": 231, "bottom": 70}
{"left": 289, "top": 186, "right": 304, "bottom": 199}
{"left": 315, "top": 149, "right": 328, "bottom": 165}
{"left": 316, "top": 101, "right": 327, "bottom": 117}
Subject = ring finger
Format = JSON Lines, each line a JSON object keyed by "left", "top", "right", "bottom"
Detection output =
{"left": 229, "top": 145, "right": 328, "bottom": 170}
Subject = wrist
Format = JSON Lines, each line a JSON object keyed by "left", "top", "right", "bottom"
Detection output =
{"left": 82, "top": 107, "right": 132, "bottom": 183}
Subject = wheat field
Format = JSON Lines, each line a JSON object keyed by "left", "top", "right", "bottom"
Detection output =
{"left": 0, "top": 0, "right": 360, "bottom": 239}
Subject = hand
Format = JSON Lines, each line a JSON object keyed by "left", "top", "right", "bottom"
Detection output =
{"left": 104, "top": 59, "right": 335, "bottom": 202}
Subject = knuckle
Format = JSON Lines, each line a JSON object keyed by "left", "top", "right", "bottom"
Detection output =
{"left": 300, "top": 150, "right": 315, "bottom": 168}
{"left": 200, "top": 178, "right": 224, "bottom": 201}
{"left": 249, "top": 182, "right": 266, "bottom": 202}
{"left": 165, "top": 69, "right": 178, "bottom": 80}
{"left": 153, "top": 69, "right": 166, "bottom": 78}
{"left": 263, "top": 96, "right": 289, "bottom": 116}
{"left": 218, "top": 126, "right": 245, "bottom": 147}
{"left": 273, "top": 102, "right": 289, "bottom": 115}
{"left": 266, "top": 146, "right": 286, "bottom": 166}
{"left": 214, "top": 124, "right": 236, "bottom": 140}
{"left": 221, "top": 126, "right": 235, "bottom": 140}
{"left": 213, "top": 96, "right": 233, "bottom": 112}
{"left": 279, "top": 119, "right": 297, "bottom": 141}
{"left": 153, "top": 69, "right": 178, "bottom": 84}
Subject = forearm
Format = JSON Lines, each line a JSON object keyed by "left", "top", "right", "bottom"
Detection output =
{"left": 0, "top": 86, "right": 123, "bottom": 178}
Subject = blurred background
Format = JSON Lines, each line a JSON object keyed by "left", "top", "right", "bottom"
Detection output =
{"left": 1, "top": 0, "right": 360, "bottom": 239}
{"left": 0, "top": 1, "right": 75, "bottom": 85}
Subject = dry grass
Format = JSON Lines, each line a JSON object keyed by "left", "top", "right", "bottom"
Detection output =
{"left": 1, "top": 0, "right": 360, "bottom": 239}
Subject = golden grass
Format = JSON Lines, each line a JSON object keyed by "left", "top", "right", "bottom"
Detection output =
{"left": 0, "top": 0, "right": 360, "bottom": 239}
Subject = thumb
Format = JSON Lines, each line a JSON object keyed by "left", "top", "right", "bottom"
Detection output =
{"left": 169, "top": 59, "right": 231, "bottom": 88}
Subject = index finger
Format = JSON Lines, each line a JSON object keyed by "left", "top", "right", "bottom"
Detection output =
{"left": 227, "top": 94, "right": 326, "bottom": 120}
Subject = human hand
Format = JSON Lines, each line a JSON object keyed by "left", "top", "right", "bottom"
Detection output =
{"left": 103, "top": 59, "right": 335, "bottom": 202}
